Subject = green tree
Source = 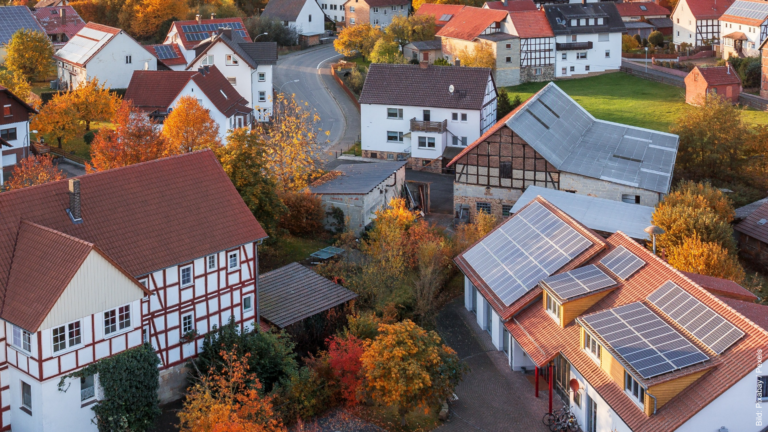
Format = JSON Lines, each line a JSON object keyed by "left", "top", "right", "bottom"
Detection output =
{"left": 370, "top": 36, "right": 405, "bottom": 64}
{"left": 648, "top": 30, "right": 664, "bottom": 47}
{"left": 496, "top": 89, "right": 523, "bottom": 121}
{"left": 4, "top": 29, "right": 54, "bottom": 81}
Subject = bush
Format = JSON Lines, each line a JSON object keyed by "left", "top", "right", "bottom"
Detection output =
{"left": 648, "top": 31, "right": 664, "bottom": 47}
{"left": 245, "top": 15, "right": 299, "bottom": 46}
{"left": 433, "top": 57, "right": 451, "bottom": 66}
{"left": 642, "top": 38, "right": 649, "bottom": 47}
{"left": 83, "top": 130, "right": 95, "bottom": 145}
{"left": 278, "top": 191, "right": 325, "bottom": 237}
{"left": 409, "top": 58, "right": 419, "bottom": 64}
{"left": 273, "top": 366, "right": 334, "bottom": 423}
{"left": 344, "top": 65, "right": 367, "bottom": 95}
{"left": 633, "top": 34, "right": 642, "bottom": 45}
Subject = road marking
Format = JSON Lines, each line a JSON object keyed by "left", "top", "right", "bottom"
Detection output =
{"left": 317, "top": 53, "right": 343, "bottom": 70}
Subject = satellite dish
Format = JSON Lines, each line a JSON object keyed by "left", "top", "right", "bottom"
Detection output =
{"left": 449, "top": 84, "right": 455, "bottom": 94}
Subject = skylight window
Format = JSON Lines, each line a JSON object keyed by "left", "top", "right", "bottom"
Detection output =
{"left": 439, "top": 14, "right": 453, "bottom": 21}
{"left": 640, "top": 5, "right": 647, "bottom": 10}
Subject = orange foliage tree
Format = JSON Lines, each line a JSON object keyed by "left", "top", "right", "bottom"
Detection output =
{"left": 6, "top": 155, "right": 66, "bottom": 190}
{"left": 361, "top": 320, "right": 467, "bottom": 426}
{"left": 88, "top": 102, "right": 165, "bottom": 172}
{"left": 161, "top": 96, "right": 221, "bottom": 155}
{"left": 178, "top": 349, "right": 285, "bottom": 432}
{"left": 326, "top": 335, "right": 365, "bottom": 406}
{"left": 277, "top": 191, "right": 325, "bottom": 236}
{"left": 129, "top": 0, "right": 189, "bottom": 39}
{"left": 667, "top": 233, "right": 746, "bottom": 283}
{"left": 70, "top": 78, "right": 121, "bottom": 131}
{"left": 31, "top": 93, "right": 80, "bottom": 148}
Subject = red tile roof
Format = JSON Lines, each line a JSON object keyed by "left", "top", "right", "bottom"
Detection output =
{"left": 145, "top": 43, "right": 187, "bottom": 67}
{"left": 436, "top": 7, "right": 509, "bottom": 41}
{"left": 681, "top": 271, "right": 757, "bottom": 302}
{"left": 0, "top": 151, "right": 267, "bottom": 323}
{"left": 415, "top": 4, "right": 466, "bottom": 27}
{"left": 677, "top": 0, "right": 735, "bottom": 20}
{"left": 718, "top": 297, "right": 768, "bottom": 331}
{"left": 720, "top": 14, "right": 763, "bottom": 26}
{"left": 32, "top": 6, "right": 85, "bottom": 39}
{"left": 366, "top": 0, "right": 410, "bottom": 6}
{"left": 503, "top": 231, "right": 768, "bottom": 431}
{"left": 693, "top": 65, "right": 742, "bottom": 86}
{"left": 615, "top": 2, "right": 670, "bottom": 16}
{"left": 191, "top": 66, "right": 251, "bottom": 117}
{"left": 169, "top": 18, "right": 250, "bottom": 50}
{"left": 85, "top": 21, "right": 120, "bottom": 35}
{"left": 485, "top": 0, "right": 538, "bottom": 12}
{"left": 735, "top": 200, "right": 768, "bottom": 245}
{"left": 508, "top": 10, "right": 554, "bottom": 38}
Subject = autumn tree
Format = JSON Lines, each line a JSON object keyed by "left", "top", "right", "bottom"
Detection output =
{"left": 454, "top": 210, "right": 498, "bottom": 253}
{"left": 456, "top": 42, "right": 496, "bottom": 69}
{"left": 667, "top": 233, "right": 746, "bottom": 283}
{"left": 0, "top": 70, "right": 31, "bottom": 104}
{"left": 370, "top": 36, "right": 405, "bottom": 64}
{"left": 413, "top": 239, "right": 449, "bottom": 327}
{"left": 124, "top": 0, "right": 189, "bottom": 39}
{"left": 88, "top": 102, "right": 165, "bottom": 172}
{"left": 334, "top": 24, "right": 384, "bottom": 59}
{"left": 278, "top": 191, "right": 325, "bottom": 236}
{"left": 386, "top": 15, "right": 437, "bottom": 52}
{"left": 218, "top": 129, "right": 286, "bottom": 235}
{"left": 31, "top": 93, "right": 80, "bottom": 148}
{"left": 361, "top": 320, "right": 467, "bottom": 426}
{"left": 70, "top": 78, "right": 121, "bottom": 131}
{"left": 6, "top": 155, "right": 66, "bottom": 190}
{"left": 178, "top": 349, "right": 285, "bottom": 432}
{"left": 326, "top": 335, "right": 365, "bottom": 406}
{"left": 4, "top": 29, "right": 55, "bottom": 81}
{"left": 162, "top": 96, "right": 221, "bottom": 155}
{"left": 254, "top": 92, "right": 325, "bottom": 192}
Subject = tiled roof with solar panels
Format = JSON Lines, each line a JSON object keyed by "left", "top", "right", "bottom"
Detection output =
{"left": 456, "top": 195, "right": 768, "bottom": 430}
{"left": 169, "top": 18, "right": 250, "bottom": 50}
{"left": 145, "top": 43, "right": 186, "bottom": 67}
{"left": 0, "top": 5, "right": 46, "bottom": 44}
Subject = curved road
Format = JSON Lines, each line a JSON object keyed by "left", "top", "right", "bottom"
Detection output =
{"left": 273, "top": 44, "right": 360, "bottom": 157}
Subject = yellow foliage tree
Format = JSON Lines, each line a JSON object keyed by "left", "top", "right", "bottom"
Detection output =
{"left": 334, "top": 24, "right": 384, "bottom": 59}
{"left": 370, "top": 36, "right": 406, "bottom": 64}
{"left": 0, "top": 69, "right": 31, "bottom": 104}
{"left": 253, "top": 92, "right": 326, "bottom": 192}
{"left": 454, "top": 210, "right": 498, "bottom": 252}
{"left": 361, "top": 320, "right": 467, "bottom": 426}
{"left": 456, "top": 42, "right": 496, "bottom": 69}
{"left": 4, "top": 29, "right": 55, "bottom": 82}
{"left": 661, "top": 180, "right": 735, "bottom": 222}
{"left": 6, "top": 155, "right": 66, "bottom": 190}
{"left": 31, "top": 93, "right": 80, "bottom": 148}
{"left": 161, "top": 96, "right": 221, "bottom": 155}
{"left": 127, "top": 0, "right": 189, "bottom": 39}
{"left": 667, "top": 233, "right": 746, "bottom": 284}
{"left": 386, "top": 14, "right": 437, "bottom": 52}
{"left": 70, "top": 78, "right": 121, "bottom": 131}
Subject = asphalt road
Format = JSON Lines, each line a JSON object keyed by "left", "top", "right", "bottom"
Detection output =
{"left": 273, "top": 44, "right": 360, "bottom": 155}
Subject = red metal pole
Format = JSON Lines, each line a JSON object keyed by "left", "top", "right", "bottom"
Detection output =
{"left": 548, "top": 364, "right": 553, "bottom": 413}
{"left": 535, "top": 366, "right": 539, "bottom": 398}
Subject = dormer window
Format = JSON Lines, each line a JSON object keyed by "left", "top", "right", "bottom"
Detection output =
{"left": 571, "top": 19, "right": 577, "bottom": 26}
{"left": 597, "top": 17, "right": 604, "bottom": 25}
{"left": 625, "top": 372, "right": 645, "bottom": 408}
{"left": 545, "top": 293, "right": 561, "bottom": 321}
{"left": 584, "top": 332, "right": 601, "bottom": 362}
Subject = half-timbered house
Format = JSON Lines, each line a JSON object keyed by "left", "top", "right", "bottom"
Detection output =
{"left": 0, "top": 150, "right": 268, "bottom": 432}
{"left": 719, "top": 0, "right": 768, "bottom": 58}
{"left": 446, "top": 82, "right": 679, "bottom": 221}
{"left": 508, "top": 11, "right": 556, "bottom": 82}
{"left": 672, "top": 0, "right": 733, "bottom": 48}
{"left": 0, "top": 86, "right": 37, "bottom": 184}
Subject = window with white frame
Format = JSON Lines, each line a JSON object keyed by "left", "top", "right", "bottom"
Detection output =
{"left": 207, "top": 254, "right": 217, "bottom": 270}
{"left": 387, "top": 108, "right": 403, "bottom": 119}
{"left": 387, "top": 131, "right": 403, "bottom": 142}
{"left": 577, "top": 52, "right": 587, "bottom": 60}
{"left": 243, "top": 294, "right": 254, "bottom": 312}
{"left": 180, "top": 265, "right": 193, "bottom": 288}
{"left": 597, "top": 17, "right": 603, "bottom": 25}
{"left": 534, "top": 68, "right": 542, "bottom": 75}
{"left": 81, "top": 375, "right": 95, "bottom": 401}
{"left": 104, "top": 304, "right": 131, "bottom": 336}
{"left": 562, "top": 52, "right": 567, "bottom": 60}
{"left": 226, "top": 54, "right": 238, "bottom": 65}
{"left": 461, "top": 113, "right": 467, "bottom": 122}
{"left": 228, "top": 250, "right": 240, "bottom": 270}
{"left": 259, "top": 91, "right": 266, "bottom": 102}
{"left": 545, "top": 294, "right": 561, "bottom": 320}
{"left": 598, "top": 33, "right": 609, "bottom": 42}
{"left": 625, "top": 372, "right": 645, "bottom": 407}
{"left": 588, "top": 18, "right": 594, "bottom": 25}
{"left": 258, "top": 72, "right": 266, "bottom": 82}
{"left": 350, "top": 17, "right": 355, "bottom": 24}
{"left": 182, "top": 313, "right": 194, "bottom": 334}
{"left": 350, "top": 6, "right": 355, "bottom": 12}
{"left": 417, "top": 136, "right": 435, "bottom": 148}
{"left": 11, "top": 325, "right": 31, "bottom": 352}
{"left": 579, "top": 19, "right": 586, "bottom": 25}
{"left": 373, "top": 7, "right": 378, "bottom": 12}
{"left": 52, "top": 320, "right": 81, "bottom": 353}
{"left": 202, "top": 55, "right": 214, "bottom": 66}
{"left": 570, "top": 19, "right": 577, "bottom": 26}
{"left": 227, "top": 77, "right": 237, "bottom": 86}
{"left": 584, "top": 331, "right": 601, "bottom": 361}
{"left": 21, "top": 381, "right": 31, "bottom": 412}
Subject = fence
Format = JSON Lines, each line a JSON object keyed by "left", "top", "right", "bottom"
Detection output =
{"left": 739, "top": 93, "right": 768, "bottom": 111}
{"left": 49, "top": 146, "right": 88, "bottom": 165}
{"left": 329, "top": 64, "right": 360, "bottom": 112}
{"left": 620, "top": 61, "right": 685, "bottom": 88}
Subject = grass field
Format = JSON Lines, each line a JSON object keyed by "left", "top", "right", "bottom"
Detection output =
{"left": 504, "top": 73, "right": 768, "bottom": 133}
{"left": 33, "top": 121, "right": 114, "bottom": 162}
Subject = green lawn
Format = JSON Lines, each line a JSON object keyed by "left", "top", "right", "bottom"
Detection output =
{"left": 348, "top": 56, "right": 372, "bottom": 68}
{"left": 259, "top": 235, "right": 334, "bottom": 273}
{"left": 504, "top": 73, "right": 768, "bottom": 133}
{"left": 33, "top": 121, "right": 114, "bottom": 162}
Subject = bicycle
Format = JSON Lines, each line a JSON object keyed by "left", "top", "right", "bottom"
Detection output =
{"left": 542, "top": 405, "right": 571, "bottom": 427}
{"left": 550, "top": 412, "right": 579, "bottom": 432}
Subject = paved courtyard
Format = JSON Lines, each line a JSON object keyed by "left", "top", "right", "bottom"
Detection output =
{"left": 436, "top": 298, "right": 558, "bottom": 432}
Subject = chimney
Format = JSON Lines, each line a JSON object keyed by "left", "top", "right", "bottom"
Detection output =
{"left": 68, "top": 179, "right": 81, "bottom": 222}
{"left": 59, "top": 7, "right": 66, "bottom": 25}
{"left": 211, "top": 13, "right": 217, "bottom": 19}
{"left": 454, "top": 58, "right": 461, "bottom": 67}
{"left": 419, "top": 60, "right": 428, "bottom": 69}
{"left": 196, "top": 14, "right": 201, "bottom": 24}
{"left": 727, "top": 63, "right": 731, "bottom": 74}
{"left": 221, "top": 27, "right": 232, "bottom": 39}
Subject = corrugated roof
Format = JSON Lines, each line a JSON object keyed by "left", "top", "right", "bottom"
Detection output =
{"left": 510, "top": 186, "right": 654, "bottom": 239}
{"left": 359, "top": 63, "right": 493, "bottom": 110}
{"left": 54, "top": 22, "right": 121, "bottom": 66}
{"left": 436, "top": 6, "right": 509, "bottom": 41}
{"left": 484, "top": 0, "right": 538, "bottom": 12}
{"left": 309, "top": 161, "right": 406, "bottom": 195}
{"left": 543, "top": 2, "right": 627, "bottom": 35}
{"left": 259, "top": 262, "right": 357, "bottom": 328}
{"left": 734, "top": 200, "right": 768, "bottom": 244}
{"left": 0, "top": 5, "right": 47, "bottom": 44}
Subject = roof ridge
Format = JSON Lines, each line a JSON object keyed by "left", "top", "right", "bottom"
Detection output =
{"left": 19, "top": 220, "right": 94, "bottom": 248}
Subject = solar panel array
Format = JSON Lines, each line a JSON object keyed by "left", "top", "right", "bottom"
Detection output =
{"left": 541, "top": 265, "right": 617, "bottom": 300}
{"left": 725, "top": 0, "right": 768, "bottom": 20}
{"left": 186, "top": 32, "right": 212, "bottom": 41}
{"left": 462, "top": 201, "right": 592, "bottom": 306}
{"left": 582, "top": 302, "right": 709, "bottom": 379}
{"left": 181, "top": 22, "right": 244, "bottom": 33}
{"left": 600, "top": 246, "right": 645, "bottom": 280}
{"left": 648, "top": 281, "right": 745, "bottom": 354}
{"left": 0, "top": 6, "right": 44, "bottom": 44}
{"left": 154, "top": 45, "right": 178, "bottom": 59}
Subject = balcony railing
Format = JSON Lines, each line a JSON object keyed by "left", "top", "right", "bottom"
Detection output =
{"left": 556, "top": 41, "right": 593, "bottom": 51}
{"left": 410, "top": 118, "right": 448, "bottom": 134}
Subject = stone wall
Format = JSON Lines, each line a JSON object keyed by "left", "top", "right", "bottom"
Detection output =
{"left": 521, "top": 65, "right": 555, "bottom": 83}
{"left": 560, "top": 172, "right": 661, "bottom": 207}
{"left": 361, "top": 150, "right": 442, "bottom": 172}
{"left": 158, "top": 363, "right": 189, "bottom": 404}
{"left": 493, "top": 39, "right": 521, "bottom": 87}
{"left": 454, "top": 183, "right": 523, "bottom": 220}
{"left": 739, "top": 92, "right": 768, "bottom": 111}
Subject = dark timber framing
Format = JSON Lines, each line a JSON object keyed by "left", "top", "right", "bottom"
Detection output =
{"left": 521, "top": 37, "right": 555, "bottom": 67}
{"left": 695, "top": 19, "right": 719, "bottom": 46}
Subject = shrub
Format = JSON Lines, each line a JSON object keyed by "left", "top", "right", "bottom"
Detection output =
{"left": 273, "top": 366, "right": 334, "bottom": 423}
{"left": 433, "top": 57, "right": 451, "bottom": 66}
{"left": 642, "top": 38, "right": 649, "bottom": 47}
{"left": 648, "top": 31, "right": 664, "bottom": 47}
{"left": 83, "top": 130, "right": 95, "bottom": 145}
{"left": 668, "top": 233, "right": 745, "bottom": 283}
{"left": 343, "top": 311, "right": 382, "bottom": 340}
{"left": 326, "top": 335, "right": 365, "bottom": 405}
{"left": 278, "top": 191, "right": 326, "bottom": 237}
{"left": 633, "top": 34, "right": 642, "bottom": 45}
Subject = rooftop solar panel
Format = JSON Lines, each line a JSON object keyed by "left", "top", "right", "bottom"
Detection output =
{"left": 647, "top": 281, "right": 745, "bottom": 354}
{"left": 541, "top": 264, "right": 617, "bottom": 301}
{"left": 462, "top": 201, "right": 592, "bottom": 306}
{"left": 154, "top": 44, "right": 178, "bottom": 59}
{"left": 582, "top": 302, "right": 709, "bottom": 379}
{"left": 0, "top": 6, "right": 45, "bottom": 44}
{"left": 182, "top": 22, "right": 244, "bottom": 33}
{"left": 600, "top": 246, "right": 644, "bottom": 280}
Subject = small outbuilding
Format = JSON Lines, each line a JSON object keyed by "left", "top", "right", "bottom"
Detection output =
{"left": 684, "top": 65, "right": 742, "bottom": 105}
{"left": 734, "top": 199, "right": 768, "bottom": 266}
{"left": 404, "top": 39, "right": 443, "bottom": 64}
{"left": 309, "top": 161, "right": 406, "bottom": 234}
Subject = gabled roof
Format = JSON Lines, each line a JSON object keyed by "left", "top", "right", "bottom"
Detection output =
{"left": 484, "top": 0, "right": 538, "bottom": 12}
{"left": 451, "top": 83, "right": 679, "bottom": 194}
{"left": 614, "top": 2, "right": 671, "bottom": 17}
{"left": 436, "top": 6, "right": 509, "bottom": 41}
{"left": 32, "top": 6, "right": 85, "bottom": 39}
{"left": 168, "top": 18, "right": 250, "bottom": 50}
{"left": 676, "top": 0, "right": 735, "bottom": 20}
{"left": 259, "top": 262, "right": 358, "bottom": 328}
{"left": 691, "top": 65, "right": 742, "bottom": 86}
{"left": 262, "top": 0, "right": 312, "bottom": 23}
{"left": 681, "top": 271, "right": 758, "bottom": 302}
{"left": 734, "top": 200, "right": 768, "bottom": 244}
{"left": 543, "top": 2, "right": 626, "bottom": 35}
{"left": 34, "top": 0, "right": 66, "bottom": 7}
{"left": 508, "top": 10, "right": 555, "bottom": 38}
{"left": 359, "top": 63, "right": 494, "bottom": 110}
{"left": 185, "top": 31, "right": 277, "bottom": 70}
{"left": 735, "top": 196, "right": 768, "bottom": 220}
{"left": 309, "top": 161, "right": 406, "bottom": 195}
{"left": 415, "top": 4, "right": 466, "bottom": 27}
{"left": 54, "top": 22, "right": 123, "bottom": 67}
{"left": 0, "top": 5, "right": 46, "bottom": 44}
{"left": 409, "top": 38, "right": 443, "bottom": 51}
{"left": 0, "top": 150, "right": 267, "bottom": 316}
{"left": 145, "top": 43, "right": 187, "bottom": 67}
{"left": 0, "top": 85, "right": 38, "bottom": 115}
{"left": 720, "top": 0, "right": 768, "bottom": 25}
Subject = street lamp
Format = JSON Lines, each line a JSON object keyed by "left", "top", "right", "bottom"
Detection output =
{"left": 254, "top": 32, "right": 268, "bottom": 41}
{"left": 645, "top": 225, "right": 665, "bottom": 255}
{"left": 278, "top": 79, "right": 299, "bottom": 93}
{"left": 645, "top": 46, "right": 649, "bottom": 72}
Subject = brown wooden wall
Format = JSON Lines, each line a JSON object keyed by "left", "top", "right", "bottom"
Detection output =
{"left": 0, "top": 90, "right": 32, "bottom": 126}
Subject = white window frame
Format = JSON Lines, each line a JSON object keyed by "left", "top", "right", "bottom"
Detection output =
{"left": 387, "top": 108, "right": 403, "bottom": 119}
{"left": 545, "top": 293, "right": 561, "bottom": 321}
{"left": 226, "top": 54, "right": 239, "bottom": 66}
{"left": 386, "top": 131, "right": 404, "bottom": 142}
{"left": 180, "top": 265, "right": 193, "bottom": 288}
{"left": 11, "top": 325, "right": 31, "bottom": 353}
{"left": 258, "top": 72, "right": 266, "bottom": 82}
{"left": 577, "top": 52, "right": 587, "bottom": 60}
{"left": 207, "top": 254, "right": 217, "bottom": 271}
{"left": 584, "top": 331, "right": 601, "bottom": 363}
{"left": 104, "top": 304, "right": 132, "bottom": 337}
{"left": 624, "top": 371, "right": 645, "bottom": 408}
{"left": 81, "top": 374, "right": 95, "bottom": 402}
{"left": 181, "top": 312, "right": 194, "bottom": 335}
{"left": 227, "top": 77, "right": 237, "bottom": 86}
{"left": 21, "top": 380, "right": 31, "bottom": 412}
{"left": 350, "top": 17, "right": 355, "bottom": 24}
{"left": 202, "top": 55, "right": 214, "bottom": 66}
{"left": 259, "top": 91, "right": 266, "bottom": 102}
{"left": 52, "top": 319, "right": 82, "bottom": 354}
{"left": 373, "top": 7, "right": 379, "bottom": 12}
{"left": 417, "top": 136, "right": 435, "bottom": 149}
{"left": 561, "top": 52, "right": 567, "bottom": 60}
{"left": 243, "top": 294, "right": 254, "bottom": 312}
{"left": 228, "top": 250, "right": 240, "bottom": 270}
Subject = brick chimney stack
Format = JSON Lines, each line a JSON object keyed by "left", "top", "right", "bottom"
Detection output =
{"left": 196, "top": 14, "right": 201, "bottom": 24}
{"left": 221, "top": 27, "right": 232, "bottom": 39}
{"left": 60, "top": 7, "right": 66, "bottom": 25}
{"left": 69, "top": 179, "right": 81, "bottom": 221}
{"left": 419, "top": 61, "right": 428, "bottom": 69}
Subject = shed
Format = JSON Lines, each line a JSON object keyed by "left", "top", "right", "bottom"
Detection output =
{"left": 259, "top": 262, "right": 358, "bottom": 329}
{"left": 684, "top": 65, "right": 742, "bottom": 105}
{"left": 404, "top": 39, "right": 443, "bottom": 64}
{"left": 647, "top": 17, "right": 673, "bottom": 35}
{"left": 309, "top": 161, "right": 407, "bottom": 234}
{"left": 623, "top": 21, "right": 655, "bottom": 39}
{"left": 734, "top": 200, "right": 768, "bottom": 265}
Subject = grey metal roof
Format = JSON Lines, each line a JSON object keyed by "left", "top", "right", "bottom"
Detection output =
{"left": 647, "top": 17, "right": 674, "bottom": 28}
{"left": 511, "top": 186, "right": 654, "bottom": 240}
{"left": 723, "top": 0, "right": 768, "bottom": 20}
{"left": 309, "top": 161, "right": 406, "bottom": 195}
{"left": 506, "top": 83, "right": 678, "bottom": 194}
{"left": 544, "top": 2, "right": 626, "bottom": 35}
{"left": 259, "top": 262, "right": 357, "bottom": 328}
{"left": 477, "top": 32, "right": 518, "bottom": 41}
{"left": 410, "top": 38, "right": 443, "bottom": 50}
{"left": 624, "top": 21, "right": 655, "bottom": 29}
{"left": 0, "top": 6, "right": 46, "bottom": 44}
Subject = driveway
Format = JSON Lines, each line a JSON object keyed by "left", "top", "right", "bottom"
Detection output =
{"left": 273, "top": 45, "right": 361, "bottom": 158}
{"left": 436, "top": 299, "right": 556, "bottom": 432}
{"left": 406, "top": 169, "right": 454, "bottom": 215}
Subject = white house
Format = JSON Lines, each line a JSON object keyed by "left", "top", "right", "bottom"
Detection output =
{"left": 672, "top": 0, "right": 733, "bottom": 48}
{"left": 262, "top": 0, "right": 325, "bottom": 42}
{"left": 184, "top": 29, "right": 278, "bottom": 121}
{"left": 719, "top": 0, "right": 768, "bottom": 58}
{"left": 358, "top": 63, "right": 497, "bottom": 172}
{"left": 162, "top": 16, "right": 250, "bottom": 64}
{"left": 457, "top": 195, "right": 768, "bottom": 432}
{"left": 320, "top": 0, "right": 347, "bottom": 23}
{"left": 0, "top": 86, "right": 37, "bottom": 185}
{"left": 543, "top": 2, "right": 624, "bottom": 78}
{"left": 54, "top": 22, "right": 157, "bottom": 90}
{"left": 125, "top": 66, "right": 253, "bottom": 142}
{"left": 343, "top": 0, "right": 410, "bottom": 28}
{"left": 0, "top": 151, "right": 269, "bottom": 432}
